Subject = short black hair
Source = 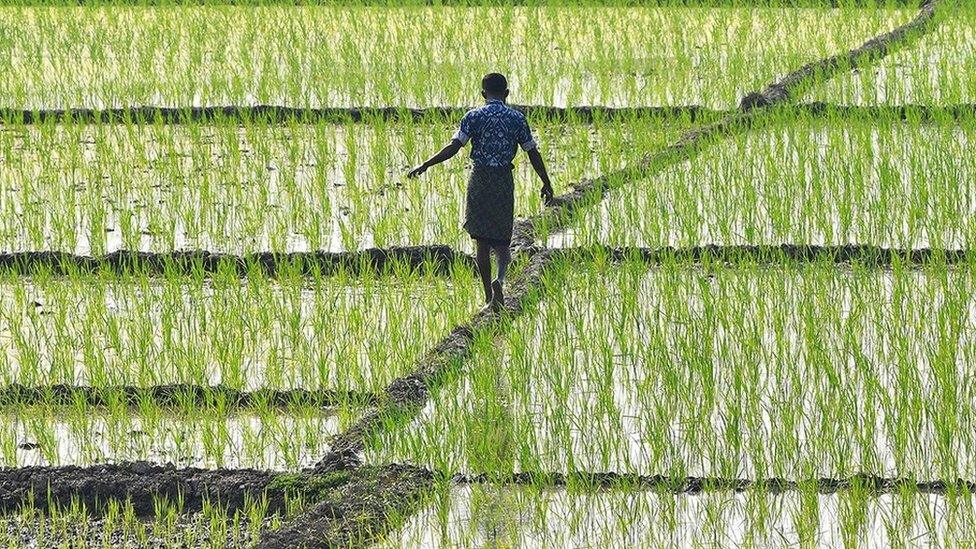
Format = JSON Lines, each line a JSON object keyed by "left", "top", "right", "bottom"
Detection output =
{"left": 482, "top": 73, "right": 508, "bottom": 94}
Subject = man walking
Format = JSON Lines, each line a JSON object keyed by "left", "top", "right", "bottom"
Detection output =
{"left": 408, "top": 73, "right": 554, "bottom": 311}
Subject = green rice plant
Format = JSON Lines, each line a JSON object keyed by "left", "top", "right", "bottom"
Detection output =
{"left": 0, "top": 116, "right": 680, "bottom": 254}
{"left": 551, "top": 114, "right": 976, "bottom": 250}
{"left": 0, "top": 6, "right": 904, "bottom": 110}
{"left": 0, "top": 494, "right": 281, "bottom": 548}
{"left": 0, "top": 260, "right": 477, "bottom": 391}
{"left": 806, "top": 3, "right": 976, "bottom": 105}
{"left": 382, "top": 481, "right": 976, "bottom": 547}
{"left": 0, "top": 400, "right": 355, "bottom": 470}
{"left": 371, "top": 255, "right": 976, "bottom": 483}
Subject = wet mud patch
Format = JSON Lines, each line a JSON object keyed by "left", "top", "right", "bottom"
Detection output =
{"left": 0, "top": 463, "right": 283, "bottom": 516}
{"left": 0, "top": 510, "right": 274, "bottom": 548}
{"left": 258, "top": 464, "right": 433, "bottom": 549}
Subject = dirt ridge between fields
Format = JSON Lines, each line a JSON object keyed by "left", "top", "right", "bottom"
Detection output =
{"left": 579, "top": 244, "right": 976, "bottom": 265}
{"left": 3, "top": 103, "right": 972, "bottom": 126}
{"left": 0, "top": 462, "right": 285, "bottom": 516}
{"left": 452, "top": 470, "right": 976, "bottom": 495}
{"left": 0, "top": 383, "right": 378, "bottom": 409}
{"left": 312, "top": 248, "right": 558, "bottom": 473}
{"left": 0, "top": 246, "right": 471, "bottom": 276}
{"left": 258, "top": 464, "right": 434, "bottom": 549}
{"left": 0, "top": 105, "right": 719, "bottom": 124}
{"left": 249, "top": 251, "right": 558, "bottom": 548}
{"left": 741, "top": 0, "right": 945, "bottom": 109}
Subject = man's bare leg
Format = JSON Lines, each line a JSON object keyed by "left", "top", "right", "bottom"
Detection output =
{"left": 475, "top": 240, "right": 493, "bottom": 307}
{"left": 490, "top": 244, "right": 511, "bottom": 309}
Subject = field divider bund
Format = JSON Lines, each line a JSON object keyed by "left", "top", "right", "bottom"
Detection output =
{"left": 742, "top": 0, "right": 944, "bottom": 109}
{"left": 564, "top": 244, "right": 976, "bottom": 266}
{"left": 312, "top": 248, "right": 559, "bottom": 473}
{"left": 0, "top": 462, "right": 286, "bottom": 516}
{"left": 0, "top": 105, "right": 722, "bottom": 125}
{"left": 3, "top": 102, "right": 973, "bottom": 126}
{"left": 449, "top": 469, "right": 976, "bottom": 496}
{"left": 0, "top": 245, "right": 472, "bottom": 277}
{"left": 0, "top": 383, "right": 379, "bottom": 409}
{"left": 248, "top": 250, "right": 560, "bottom": 548}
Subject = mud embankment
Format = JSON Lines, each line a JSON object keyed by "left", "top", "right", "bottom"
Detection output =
{"left": 0, "top": 105, "right": 720, "bottom": 125}
{"left": 582, "top": 244, "right": 975, "bottom": 266}
{"left": 742, "top": 0, "right": 945, "bottom": 109}
{"left": 314, "top": 249, "right": 559, "bottom": 473}
{"left": 257, "top": 464, "right": 433, "bottom": 549}
{"left": 0, "top": 383, "right": 378, "bottom": 409}
{"left": 452, "top": 470, "right": 976, "bottom": 496}
{"left": 0, "top": 246, "right": 471, "bottom": 277}
{"left": 0, "top": 463, "right": 283, "bottom": 516}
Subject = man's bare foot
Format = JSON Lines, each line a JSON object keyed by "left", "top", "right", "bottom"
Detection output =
{"left": 491, "top": 279, "right": 504, "bottom": 311}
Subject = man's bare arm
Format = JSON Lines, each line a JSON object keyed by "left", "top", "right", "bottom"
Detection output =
{"left": 407, "top": 140, "right": 463, "bottom": 178}
{"left": 527, "top": 148, "right": 554, "bottom": 204}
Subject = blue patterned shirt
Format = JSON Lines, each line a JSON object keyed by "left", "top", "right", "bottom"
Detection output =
{"left": 452, "top": 99, "right": 537, "bottom": 168}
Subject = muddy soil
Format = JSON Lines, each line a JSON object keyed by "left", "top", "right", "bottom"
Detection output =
{"left": 0, "top": 512, "right": 273, "bottom": 549}
{"left": 0, "top": 463, "right": 285, "bottom": 516}
{"left": 258, "top": 464, "right": 433, "bottom": 549}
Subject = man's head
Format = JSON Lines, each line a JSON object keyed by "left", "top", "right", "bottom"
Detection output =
{"left": 481, "top": 73, "right": 509, "bottom": 101}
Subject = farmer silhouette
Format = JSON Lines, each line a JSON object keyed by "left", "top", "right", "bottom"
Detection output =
{"left": 408, "top": 73, "right": 553, "bottom": 312}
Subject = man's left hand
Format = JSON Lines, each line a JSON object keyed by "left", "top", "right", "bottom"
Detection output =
{"left": 541, "top": 183, "right": 554, "bottom": 205}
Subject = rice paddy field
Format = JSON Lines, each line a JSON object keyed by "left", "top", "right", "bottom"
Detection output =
{"left": 0, "top": 0, "right": 972, "bottom": 547}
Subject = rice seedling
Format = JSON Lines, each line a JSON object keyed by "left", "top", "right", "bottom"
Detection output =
{"left": 0, "top": 260, "right": 477, "bottom": 392}
{"left": 806, "top": 3, "right": 975, "bottom": 105}
{"left": 549, "top": 113, "right": 976, "bottom": 249}
{"left": 371, "top": 254, "right": 976, "bottom": 482}
{"left": 0, "top": 400, "right": 353, "bottom": 470}
{"left": 0, "top": 493, "right": 287, "bottom": 548}
{"left": 0, "top": 116, "right": 680, "bottom": 254}
{"left": 0, "top": 5, "right": 904, "bottom": 110}
{"left": 382, "top": 480, "right": 976, "bottom": 547}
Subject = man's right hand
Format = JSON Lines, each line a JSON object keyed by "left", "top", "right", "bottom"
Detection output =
{"left": 407, "top": 164, "right": 428, "bottom": 178}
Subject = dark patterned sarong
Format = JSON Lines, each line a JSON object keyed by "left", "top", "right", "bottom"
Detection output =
{"left": 464, "top": 165, "right": 514, "bottom": 245}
